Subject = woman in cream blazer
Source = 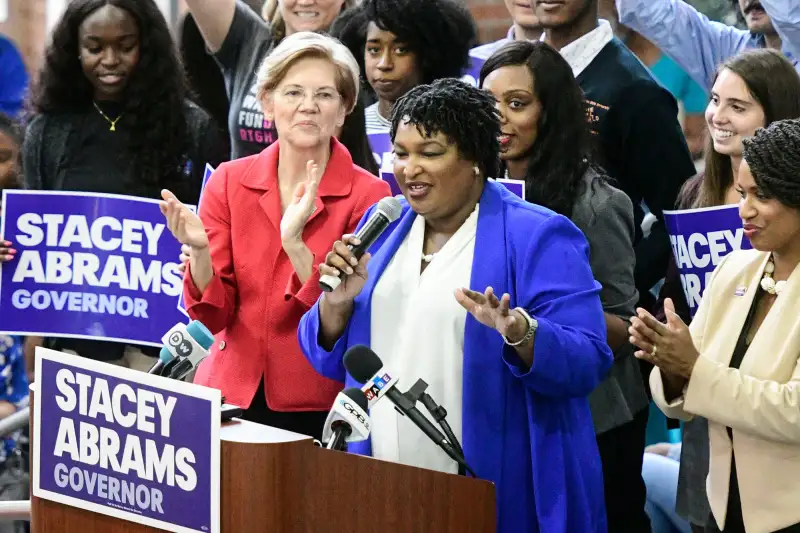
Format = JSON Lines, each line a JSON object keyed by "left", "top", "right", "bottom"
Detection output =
{"left": 630, "top": 119, "right": 800, "bottom": 533}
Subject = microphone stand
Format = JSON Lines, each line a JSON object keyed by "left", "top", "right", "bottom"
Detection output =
{"left": 404, "top": 379, "right": 470, "bottom": 477}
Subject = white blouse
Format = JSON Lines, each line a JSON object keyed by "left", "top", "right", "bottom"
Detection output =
{"left": 369, "top": 206, "right": 478, "bottom": 474}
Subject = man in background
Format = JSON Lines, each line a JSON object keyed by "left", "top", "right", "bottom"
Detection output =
{"left": 616, "top": 0, "right": 800, "bottom": 89}
{"left": 599, "top": 0, "right": 708, "bottom": 160}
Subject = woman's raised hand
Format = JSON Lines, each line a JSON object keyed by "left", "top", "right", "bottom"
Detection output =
{"left": 280, "top": 160, "right": 322, "bottom": 244}
{"left": 159, "top": 190, "right": 209, "bottom": 249}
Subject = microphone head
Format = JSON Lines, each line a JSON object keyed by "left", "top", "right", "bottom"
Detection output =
{"left": 343, "top": 345, "right": 383, "bottom": 384}
{"left": 159, "top": 346, "right": 173, "bottom": 363}
{"left": 375, "top": 196, "right": 402, "bottom": 222}
{"left": 186, "top": 320, "right": 214, "bottom": 350}
{"left": 341, "top": 387, "right": 368, "bottom": 412}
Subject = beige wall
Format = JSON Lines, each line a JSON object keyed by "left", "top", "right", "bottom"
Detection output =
{"left": 1, "top": 0, "right": 513, "bottom": 78}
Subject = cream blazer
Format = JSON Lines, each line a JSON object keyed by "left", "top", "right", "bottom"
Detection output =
{"left": 651, "top": 250, "right": 800, "bottom": 533}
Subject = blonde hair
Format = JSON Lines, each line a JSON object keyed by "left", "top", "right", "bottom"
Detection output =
{"left": 256, "top": 31, "right": 361, "bottom": 113}
{"left": 262, "top": 0, "right": 357, "bottom": 42}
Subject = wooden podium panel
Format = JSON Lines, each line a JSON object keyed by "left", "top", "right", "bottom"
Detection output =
{"left": 31, "top": 393, "right": 496, "bottom": 533}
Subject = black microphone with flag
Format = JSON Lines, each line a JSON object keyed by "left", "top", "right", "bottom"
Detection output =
{"left": 322, "top": 387, "right": 371, "bottom": 451}
{"left": 342, "top": 345, "right": 476, "bottom": 476}
{"left": 319, "top": 196, "right": 403, "bottom": 292}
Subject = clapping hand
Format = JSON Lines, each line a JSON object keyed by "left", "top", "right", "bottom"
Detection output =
{"left": 159, "top": 190, "right": 209, "bottom": 250}
{"left": 629, "top": 298, "right": 700, "bottom": 379}
{"left": 455, "top": 287, "right": 527, "bottom": 343}
{"left": 280, "top": 160, "right": 322, "bottom": 244}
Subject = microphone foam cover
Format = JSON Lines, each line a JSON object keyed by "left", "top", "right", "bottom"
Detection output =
{"left": 342, "top": 387, "right": 369, "bottom": 411}
{"left": 376, "top": 196, "right": 402, "bottom": 222}
{"left": 187, "top": 320, "right": 215, "bottom": 350}
{"left": 343, "top": 345, "right": 384, "bottom": 384}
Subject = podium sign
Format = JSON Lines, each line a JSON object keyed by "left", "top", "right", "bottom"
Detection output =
{"left": 33, "top": 348, "right": 221, "bottom": 533}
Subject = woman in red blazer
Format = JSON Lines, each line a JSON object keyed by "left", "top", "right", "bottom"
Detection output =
{"left": 159, "top": 32, "right": 390, "bottom": 439}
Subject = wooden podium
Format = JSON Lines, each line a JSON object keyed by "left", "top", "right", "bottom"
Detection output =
{"left": 29, "top": 396, "right": 496, "bottom": 532}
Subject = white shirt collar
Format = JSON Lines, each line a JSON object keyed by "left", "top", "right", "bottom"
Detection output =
{"left": 540, "top": 19, "right": 614, "bottom": 77}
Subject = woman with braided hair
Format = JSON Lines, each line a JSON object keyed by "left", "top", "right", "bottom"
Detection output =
{"left": 299, "top": 78, "right": 611, "bottom": 532}
{"left": 650, "top": 48, "right": 800, "bottom": 533}
{"left": 631, "top": 118, "right": 800, "bottom": 533}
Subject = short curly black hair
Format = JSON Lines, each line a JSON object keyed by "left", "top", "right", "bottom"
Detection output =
{"left": 742, "top": 119, "right": 800, "bottom": 210}
{"left": 330, "top": 0, "right": 477, "bottom": 84}
{"left": 390, "top": 78, "right": 501, "bottom": 179}
{"left": 30, "top": 0, "right": 189, "bottom": 187}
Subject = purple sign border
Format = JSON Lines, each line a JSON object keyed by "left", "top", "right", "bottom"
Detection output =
{"left": 32, "top": 347, "right": 221, "bottom": 533}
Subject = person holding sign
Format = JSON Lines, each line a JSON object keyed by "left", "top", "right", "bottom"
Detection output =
{"left": 481, "top": 40, "right": 649, "bottom": 533}
{"left": 16, "top": 0, "right": 225, "bottom": 371}
{"left": 299, "top": 78, "right": 612, "bottom": 533}
{"left": 632, "top": 119, "right": 800, "bottom": 533}
{"left": 654, "top": 48, "right": 800, "bottom": 533}
{"left": 331, "top": 0, "right": 477, "bottom": 190}
{"left": 161, "top": 32, "right": 390, "bottom": 439}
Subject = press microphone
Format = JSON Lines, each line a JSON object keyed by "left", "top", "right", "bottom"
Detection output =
{"left": 147, "top": 320, "right": 214, "bottom": 379}
{"left": 322, "top": 387, "right": 371, "bottom": 451}
{"left": 319, "top": 196, "right": 403, "bottom": 292}
{"left": 343, "top": 345, "right": 476, "bottom": 476}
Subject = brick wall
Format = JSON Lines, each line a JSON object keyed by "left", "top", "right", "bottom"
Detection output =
{"left": 1, "top": 0, "right": 512, "bottom": 78}
{"left": 467, "top": 0, "right": 513, "bottom": 44}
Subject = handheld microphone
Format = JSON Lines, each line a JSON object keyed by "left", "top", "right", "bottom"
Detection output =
{"left": 322, "top": 387, "right": 371, "bottom": 451}
{"left": 319, "top": 196, "right": 402, "bottom": 292}
{"left": 343, "top": 345, "right": 476, "bottom": 476}
{"left": 147, "top": 321, "right": 214, "bottom": 379}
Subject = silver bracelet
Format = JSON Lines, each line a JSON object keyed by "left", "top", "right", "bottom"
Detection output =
{"left": 503, "top": 307, "right": 538, "bottom": 347}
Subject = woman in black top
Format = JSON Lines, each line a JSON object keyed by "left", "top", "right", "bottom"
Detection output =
{"left": 18, "top": 0, "right": 225, "bottom": 369}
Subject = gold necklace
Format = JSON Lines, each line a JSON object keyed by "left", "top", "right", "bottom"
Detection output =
{"left": 93, "top": 102, "right": 124, "bottom": 131}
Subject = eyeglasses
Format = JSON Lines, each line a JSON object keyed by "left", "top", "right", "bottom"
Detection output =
{"left": 277, "top": 86, "right": 342, "bottom": 104}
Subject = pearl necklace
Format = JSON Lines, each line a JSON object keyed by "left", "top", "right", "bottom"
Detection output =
{"left": 760, "top": 255, "right": 786, "bottom": 296}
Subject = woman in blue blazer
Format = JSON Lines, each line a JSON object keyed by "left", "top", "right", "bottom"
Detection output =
{"left": 297, "top": 78, "right": 612, "bottom": 533}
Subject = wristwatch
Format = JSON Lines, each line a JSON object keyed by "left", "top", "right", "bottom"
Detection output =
{"left": 503, "top": 307, "right": 538, "bottom": 346}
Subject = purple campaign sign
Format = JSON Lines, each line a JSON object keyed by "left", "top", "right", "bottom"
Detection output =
{"left": 0, "top": 190, "right": 191, "bottom": 346}
{"left": 368, "top": 131, "right": 401, "bottom": 196}
{"left": 177, "top": 164, "right": 216, "bottom": 318}
{"left": 33, "top": 348, "right": 220, "bottom": 533}
{"left": 664, "top": 205, "right": 752, "bottom": 317}
{"left": 462, "top": 55, "right": 485, "bottom": 87}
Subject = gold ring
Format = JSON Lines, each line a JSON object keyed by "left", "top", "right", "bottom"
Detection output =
{"left": 651, "top": 345, "right": 658, "bottom": 356}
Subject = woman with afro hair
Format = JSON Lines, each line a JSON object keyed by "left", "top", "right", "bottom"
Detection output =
{"left": 18, "top": 0, "right": 225, "bottom": 370}
{"left": 330, "top": 0, "right": 477, "bottom": 190}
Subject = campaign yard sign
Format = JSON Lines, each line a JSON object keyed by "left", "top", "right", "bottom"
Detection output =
{"left": 33, "top": 347, "right": 220, "bottom": 533}
{"left": 177, "top": 164, "right": 216, "bottom": 318}
{"left": 0, "top": 190, "right": 191, "bottom": 346}
{"left": 663, "top": 205, "right": 752, "bottom": 316}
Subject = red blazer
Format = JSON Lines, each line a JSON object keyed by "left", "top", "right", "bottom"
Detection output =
{"left": 186, "top": 138, "right": 390, "bottom": 411}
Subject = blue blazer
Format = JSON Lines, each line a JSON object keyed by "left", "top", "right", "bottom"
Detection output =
{"left": 298, "top": 181, "right": 612, "bottom": 533}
